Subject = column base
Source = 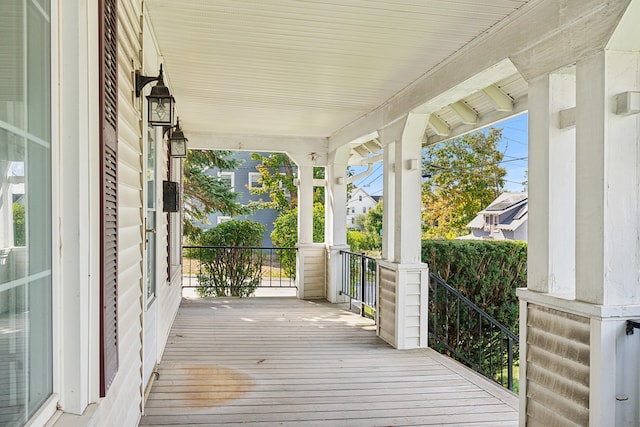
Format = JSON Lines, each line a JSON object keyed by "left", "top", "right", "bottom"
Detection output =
{"left": 376, "top": 260, "right": 429, "bottom": 350}
{"left": 326, "top": 244, "right": 350, "bottom": 303}
{"left": 517, "top": 288, "right": 640, "bottom": 426}
{"left": 295, "top": 243, "right": 327, "bottom": 300}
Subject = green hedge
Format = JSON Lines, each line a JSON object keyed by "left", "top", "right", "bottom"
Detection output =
{"left": 422, "top": 239, "right": 526, "bottom": 333}
{"left": 196, "top": 220, "right": 266, "bottom": 298}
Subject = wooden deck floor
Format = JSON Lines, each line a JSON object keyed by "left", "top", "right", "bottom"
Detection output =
{"left": 140, "top": 297, "right": 518, "bottom": 427}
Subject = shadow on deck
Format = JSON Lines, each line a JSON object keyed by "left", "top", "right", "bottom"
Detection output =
{"left": 140, "top": 297, "right": 518, "bottom": 426}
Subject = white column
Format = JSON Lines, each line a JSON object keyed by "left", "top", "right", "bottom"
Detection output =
{"left": 574, "top": 51, "right": 640, "bottom": 425}
{"left": 575, "top": 50, "right": 640, "bottom": 306}
{"left": 326, "top": 146, "right": 350, "bottom": 303}
{"left": 57, "top": 0, "right": 99, "bottom": 413}
{"left": 376, "top": 113, "right": 430, "bottom": 350}
{"left": 393, "top": 113, "right": 427, "bottom": 264}
{"left": 297, "top": 164, "right": 314, "bottom": 245}
{"left": 295, "top": 163, "right": 325, "bottom": 299}
{"left": 379, "top": 121, "right": 403, "bottom": 262}
{"left": 527, "top": 69, "right": 576, "bottom": 295}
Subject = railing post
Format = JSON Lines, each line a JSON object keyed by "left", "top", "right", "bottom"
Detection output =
{"left": 361, "top": 253, "right": 366, "bottom": 317}
{"left": 507, "top": 337, "right": 514, "bottom": 391}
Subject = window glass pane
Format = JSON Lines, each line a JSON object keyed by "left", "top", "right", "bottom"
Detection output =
{"left": 0, "top": 1, "right": 52, "bottom": 424}
{"left": 146, "top": 126, "right": 156, "bottom": 301}
{"left": 218, "top": 172, "right": 233, "bottom": 189}
{"left": 147, "top": 127, "right": 156, "bottom": 209}
{"left": 0, "top": 0, "right": 25, "bottom": 130}
{"left": 248, "top": 173, "right": 262, "bottom": 189}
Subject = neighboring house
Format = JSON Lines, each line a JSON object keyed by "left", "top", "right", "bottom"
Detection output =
{"left": 346, "top": 187, "right": 380, "bottom": 229}
{"left": 203, "top": 152, "right": 279, "bottom": 246}
{"left": 462, "top": 192, "right": 528, "bottom": 241}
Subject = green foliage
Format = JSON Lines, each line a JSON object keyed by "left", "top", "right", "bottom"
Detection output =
{"left": 12, "top": 203, "right": 25, "bottom": 246}
{"left": 183, "top": 150, "right": 249, "bottom": 243}
{"left": 195, "top": 220, "right": 265, "bottom": 297}
{"left": 423, "top": 239, "right": 526, "bottom": 329}
{"left": 249, "top": 153, "right": 298, "bottom": 211}
{"left": 270, "top": 203, "right": 325, "bottom": 277}
{"left": 423, "top": 239, "right": 525, "bottom": 390}
{"left": 249, "top": 153, "right": 326, "bottom": 278}
{"left": 347, "top": 201, "right": 382, "bottom": 256}
{"left": 422, "top": 129, "right": 507, "bottom": 239}
{"left": 312, "top": 202, "right": 324, "bottom": 243}
{"left": 271, "top": 208, "right": 298, "bottom": 278}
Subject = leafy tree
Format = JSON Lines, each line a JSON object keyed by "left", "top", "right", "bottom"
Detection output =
{"left": 346, "top": 201, "right": 382, "bottom": 256}
{"left": 195, "top": 220, "right": 265, "bottom": 297}
{"left": 12, "top": 202, "right": 25, "bottom": 246}
{"left": 422, "top": 129, "right": 507, "bottom": 238}
{"left": 183, "top": 150, "right": 248, "bottom": 242}
{"left": 271, "top": 203, "right": 325, "bottom": 277}
{"left": 250, "top": 152, "right": 325, "bottom": 242}
{"left": 249, "top": 153, "right": 298, "bottom": 211}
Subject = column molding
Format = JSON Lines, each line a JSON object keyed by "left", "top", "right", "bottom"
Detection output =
{"left": 575, "top": 50, "right": 640, "bottom": 305}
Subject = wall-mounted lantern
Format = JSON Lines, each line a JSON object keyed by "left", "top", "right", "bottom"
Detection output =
{"left": 135, "top": 64, "right": 175, "bottom": 126}
{"left": 163, "top": 118, "right": 188, "bottom": 158}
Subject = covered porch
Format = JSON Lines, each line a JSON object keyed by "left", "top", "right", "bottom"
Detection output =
{"left": 140, "top": 296, "right": 518, "bottom": 426}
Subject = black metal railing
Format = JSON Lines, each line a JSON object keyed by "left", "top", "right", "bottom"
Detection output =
{"left": 428, "top": 273, "right": 519, "bottom": 392}
{"left": 182, "top": 246, "right": 297, "bottom": 296}
{"left": 339, "top": 251, "right": 377, "bottom": 319}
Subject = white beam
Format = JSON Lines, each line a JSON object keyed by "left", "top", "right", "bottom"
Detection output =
{"left": 428, "top": 114, "right": 450, "bottom": 137}
{"left": 329, "top": 0, "right": 627, "bottom": 152}
{"left": 187, "top": 132, "right": 328, "bottom": 152}
{"left": 482, "top": 84, "right": 513, "bottom": 112}
{"left": 425, "top": 96, "right": 527, "bottom": 146}
{"left": 450, "top": 101, "right": 478, "bottom": 125}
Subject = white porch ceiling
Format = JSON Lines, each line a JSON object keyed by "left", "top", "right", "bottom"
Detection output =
{"left": 145, "top": 0, "right": 530, "bottom": 147}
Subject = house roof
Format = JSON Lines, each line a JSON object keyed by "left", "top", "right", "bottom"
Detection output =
{"left": 467, "top": 192, "right": 528, "bottom": 230}
{"left": 482, "top": 193, "right": 528, "bottom": 214}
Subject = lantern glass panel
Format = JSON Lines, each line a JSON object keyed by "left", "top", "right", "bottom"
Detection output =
{"left": 170, "top": 138, "right": 187, "bottom": 157}
{"left": 148, "top": 96, "right": 173, "bottom": 125}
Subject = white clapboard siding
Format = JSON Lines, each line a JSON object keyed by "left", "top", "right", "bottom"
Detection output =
{"left": 302, "top": 245, "right": 326, "bottom": 299}
{"left": 377, "top": 264, "right": 396, "bottom": 346}
{"left": 525, "top": 304, "right": 590, "bottom": 426}
{"left": 140, "top": 297, "right": 518, "bottom": 426}
{"left": 400, "top": 271, "right": 424, "bottom": 348}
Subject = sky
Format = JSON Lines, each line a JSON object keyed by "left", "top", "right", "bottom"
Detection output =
{"left": 351, "top": 113, "right": 529, "bottom": 196}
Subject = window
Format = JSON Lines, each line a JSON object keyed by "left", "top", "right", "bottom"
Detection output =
{"left": 0, "top": 0, "right": 53, "bottom": 423}
{"left": 167, "top": 158, "right": 182, "bottom": 279}
{"left": 218, "top": 171, "right": 234, "bottom": 189}
{"left": 248, "top": 172, "right": 263, "bottom": 189}
{"left": 359, "top": 196, "right": 362, "bottom": 202}
{"left": 363, "top": 207, "right": 366, "bottom": 213}
{"left": 217, "top": 216, "right": 232, "bottom": 224}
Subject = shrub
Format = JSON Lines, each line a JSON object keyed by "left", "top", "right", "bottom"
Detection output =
{"left": 422, "top": 239, "right": 526, "bottom": 331}
{"left": 13, "top": 203, "right": 25, "bottom": 246}
{"left": 196, "top": 220, "right": 266, "bottom": 298}
{"left": 423, "top": 239, "right": 526, "bottom": 389}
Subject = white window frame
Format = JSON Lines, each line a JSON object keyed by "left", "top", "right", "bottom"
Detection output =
{"left": 218, "top": 171, "right": 234, "bottom": 189}
{"left": 217, "top": 216, "right": 232, "bottom": 224}
{"left": 248, "top": 172, "right": 263, "bottom": 189}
